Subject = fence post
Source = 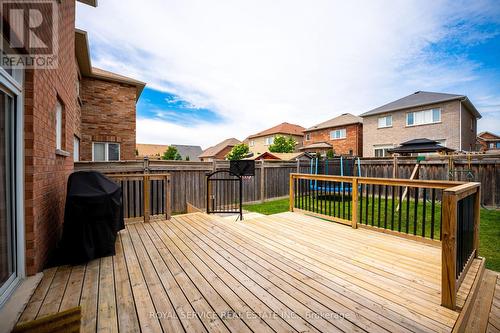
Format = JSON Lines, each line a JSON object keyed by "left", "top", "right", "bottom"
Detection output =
{"left": 260, "top": 160, "right": 265, "bottom": 203}
{"left": 351, "top": 178, "right": 358, "bottom": 229}
{"left": 143, "top": 174, "right": 150, "bottom": 223}
{"left": 164, "top": 175, "right": 172, "bottom": 220}
{"left": 441, "top": 189, "right": 457, "bottom": 309}
{"left": 289, "top": 175, "right": 294, "bottom": 212}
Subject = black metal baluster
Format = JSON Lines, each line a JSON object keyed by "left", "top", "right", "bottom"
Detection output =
{"left": 398, "top": 186, "right": 402, "bottom": 232}
{"left": 405, "top": 188, "right": 410, "bottom": 233}
{"left": 328, "top": 181, "right": 332, "bottom": 216}
{"left": 431, "top": 188, "right": 436, "bottom": 240}
{"left": 365, "top": 183, "right": 369, "bottom": 225}
{"left": 348, "top": 182, "right": 351, "bottom": 220}
{"left": 414, "top": 187, "right": 419, "bottom": 235}
{"left": 384, "top": 185, "right": 388, "bottom": 229}
{"left": 371, "top": 184, "right": 375, "bottom": 226}
{"left": 377, "top": 184, "right": 381, "bottom": 227}
{"left": 422, "top": 188, "right": 427, "bottom": 238}
{"left": 359, "top": 184, "right": 363, "bottom": 224}
{"left": 391, "top": 185, "right": 395, "bottom": 230}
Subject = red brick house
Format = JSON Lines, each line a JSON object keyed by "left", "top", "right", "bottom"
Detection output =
{"left": 0, "top": 0, "right": 144, "bottom": 317}
{"left": 477, "top": 131, "right": 500, "bottom": 152}
{"left": 199, "top": 138, "right": 241, "bottom": 161}
{"left": 301, "top": 113, "right": 363, "bottom": 156}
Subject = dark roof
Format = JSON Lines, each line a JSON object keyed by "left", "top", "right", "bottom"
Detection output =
{"left": 388, "top": 138, "right": 454, "bottom": 154}
{"left": 360, "top": 91, "right": 481, "bottom": 118}
{"left": 304, "top": 113, "right": 362, "bottom": 132}
{"left": 171, "top": 144, "right": 203, "bottom": 161}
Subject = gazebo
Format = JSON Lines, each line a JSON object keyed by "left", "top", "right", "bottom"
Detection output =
{"left": 388, "top": 138, "right": 454, "bottom": 155}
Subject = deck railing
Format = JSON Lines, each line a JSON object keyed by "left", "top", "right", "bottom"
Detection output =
{"left": 107, "top": 173, "right": 172, "bottom": 223}
{"left": 289, "top": 173, "right": 480, "bottom": 309}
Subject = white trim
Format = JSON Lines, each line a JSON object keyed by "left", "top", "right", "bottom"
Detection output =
{"left": 329, "top": 128, "right": 346, "bottom": 140}
{"left": 406, "top": 108, "right": 441, "bottom": 127}
{"left": 377, "top": 115, "right": 392, "bottom": 128}
{"left": 92, "top": 142, "right": 121, "bottom": 161}
{"left": 0, "top": 68, "right": 25, "bottom": 309}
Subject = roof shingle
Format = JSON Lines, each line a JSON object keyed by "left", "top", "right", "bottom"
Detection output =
{"left": 304, "top": 113, "right": 362, "bottom": 132}
{"left": 247, "top": 122, "right": 305, "bottom": 139}
{"left": 199, "top": 138, "right": 241, "bottom": 158}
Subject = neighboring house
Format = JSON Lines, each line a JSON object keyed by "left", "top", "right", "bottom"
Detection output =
{"left": 301, "top": 113, "right": 363, "bottom": 156}
{"left": 171, "top": 144, "right": 203, "bottom": 161}
{"left": 360, "top": 91, "right": 481, "bottom": 157}
{"left": 76, "top": 30, "right": 145, "bottom": 162}
{"left": 477, "top": 132, "right": 500, "bottom": 152}
{"left": 0, "top": 0, "right": 145, "bottom": 316}
{"left": 136, "top": 143, "right": 170, "bottom": 159}
{"left": 245, "top": 122, "right": 305, "bottom": 154}
{"left": 199, "top": 138, "right": 241, "bottom": 161}
{"left": 247, "top": 152, "right": 313, "bottom": 161}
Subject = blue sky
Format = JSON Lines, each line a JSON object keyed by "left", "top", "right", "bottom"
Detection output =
{"left": 77, "top": 0, "right": 500, "bottom": 148}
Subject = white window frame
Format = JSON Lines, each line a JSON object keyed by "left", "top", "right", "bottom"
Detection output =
{"left": 373, "top": 145, "right": 393, "bottom": 157}
{"left": 92, "top": 142, "right": 121, "bottom": 162}
{"left": 330, "top": 129, "right": 346, "bottom": 140}
{"left": 378, "top": 115, "right": 392, "bottom": 128}
{"left": 73, "top": 136, "right": 80, "bottom": 161}
{"left": 406, "top": 108, "right": 441, "bottom": 127}
{"left": 265, "top": 136, "right": 274, "bottom": 145}
{"left": 0, "top": 64, "right": 25, "bottom": 308}
{"left": 55, "top": 100, "right": 62, "bottom": 150}
{"left": 249, "top": 140, "right": 254, "bottom": 147}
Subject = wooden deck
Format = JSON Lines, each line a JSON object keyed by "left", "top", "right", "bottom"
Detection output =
{"left": 17, "top": 212, "right": 484, "bottom": 333}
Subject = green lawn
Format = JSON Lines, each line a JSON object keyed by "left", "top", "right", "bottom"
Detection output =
{"left": 244, "top": 198, "right": 500, "bottom": 271}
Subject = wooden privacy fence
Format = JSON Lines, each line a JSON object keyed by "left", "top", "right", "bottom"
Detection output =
{"left": 74, "top": 155, "right": 499, "bottom": 212}
{"left": 289, "top": 173, "right": 481, "bottom": 310}
{"left": 107, "top": 173, "right": 172, "bottom": 223}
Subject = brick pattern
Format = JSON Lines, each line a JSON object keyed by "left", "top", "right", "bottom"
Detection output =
{"left": 362, "top": 100, "right": 477, "bottom": 157}
{"left": 200, "top": 145, "right": 234, "bottom": 162}
{"left": 80, "top": 77, "right": 137, "bottom": 161}
{"left": 23, "top": 1, "right": 79, "bottom": 275}
{"left": 303, "top": 124, "right": 363, "bottom": 156}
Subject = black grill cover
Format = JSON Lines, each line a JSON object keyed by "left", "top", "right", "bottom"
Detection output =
{"left": 60, "top": 171, "right": 124, "bottom": 264}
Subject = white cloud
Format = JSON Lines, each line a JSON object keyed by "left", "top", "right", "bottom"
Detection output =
{"left": 76, "top": 0, "right": 500, "bottom": 148}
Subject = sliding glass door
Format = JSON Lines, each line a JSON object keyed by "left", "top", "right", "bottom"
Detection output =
{"left": 0, "top": 87, "right": 16, "bottom": 301}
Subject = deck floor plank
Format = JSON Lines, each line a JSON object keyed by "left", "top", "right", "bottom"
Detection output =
{"left": 17, "top": 212, "right": 486, "bottom": 333}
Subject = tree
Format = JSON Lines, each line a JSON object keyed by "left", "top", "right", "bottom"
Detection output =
{"left": 315, "top": 152, "right": 322, "bottom": 160}
{"left": 326, "top": 149, "right": 335, "bottom": 159}
{"left": 161, "top": 146, "right": 182, "bottom": 160}
{"left": 268, "top": 135, "right": 297, "bottom": 153}
{"left": 226, "top": 143, "right": 249, "bottom": 160}
{"left": 185, "top": 156, "right": 190, "bottom": 161}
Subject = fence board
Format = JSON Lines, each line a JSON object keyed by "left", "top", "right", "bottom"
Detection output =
{"left": 75, "top": 155, "right": 500, "bottom": 212}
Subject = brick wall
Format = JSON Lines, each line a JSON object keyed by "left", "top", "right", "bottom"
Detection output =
{"left": 362, "top": 100, "right": 475, "bottom": 157}
{"left": 24, "top": 1, "right": 79, "bottom": 275}
{"left": 248, "top": 134, "right": 304, "bottom": 155}
{"left": 79, "top": 78, "right": 137, "bottom": 161}
{"left": 303, "top": 123, "right": 363, "bottom": 156}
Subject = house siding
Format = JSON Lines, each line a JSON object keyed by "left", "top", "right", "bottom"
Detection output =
{"left": 362, "top": 100, "right": 474, "bottom": 157}
{"left": 248, "top": 134, "right": 304, "bottom": 155}
{"left": 200, "top": 145, "right": 234, "bottom": 161}
{"left": 303, "top": 123, "right": 363, "bottom": 156}
{"left": 80, "top": 77, "right": 137, "bottom": 161}
{"left": 24, "top": 0, "right": 79, "bottom": 275}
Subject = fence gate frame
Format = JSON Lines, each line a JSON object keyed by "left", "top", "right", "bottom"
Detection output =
{"left": 206, "top": 169, "right": 243, "bottom": 220}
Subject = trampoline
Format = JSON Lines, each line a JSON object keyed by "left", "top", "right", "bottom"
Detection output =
{"left": 309, "top": 156, "right": 361, "bottom": 193}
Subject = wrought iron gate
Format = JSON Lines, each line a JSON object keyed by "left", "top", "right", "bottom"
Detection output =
{"left": 206, "top": 170, "right": 243, "bottom": 220}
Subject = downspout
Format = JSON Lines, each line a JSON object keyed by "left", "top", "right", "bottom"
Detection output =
{"left": 459, "top": 101, "right": 462, "bottom": 151}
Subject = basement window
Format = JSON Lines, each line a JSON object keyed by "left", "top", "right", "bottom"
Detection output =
{"left": 92, "top": 142, "right": 120, "bottom": 161}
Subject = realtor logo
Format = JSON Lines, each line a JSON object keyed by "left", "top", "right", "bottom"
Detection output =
{"left": 1, "top": 0, "right": 58, "bottom": 69}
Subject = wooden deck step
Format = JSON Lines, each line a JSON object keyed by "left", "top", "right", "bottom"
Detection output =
{"left": 463, "top": 270, "right": 499, "bottom": 333}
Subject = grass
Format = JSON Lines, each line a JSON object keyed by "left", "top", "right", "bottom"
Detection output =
{"left": 244, "top": 197, "right": 500, "bottom": 271}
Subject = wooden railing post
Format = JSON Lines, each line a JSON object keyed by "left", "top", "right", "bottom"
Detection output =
{"left": 441, "top": 189, "right": 457, "bottom": 309}
{"left": 351, "top": 178, "right": 358, "bottom": 229}
{"left": 143, "top": 174, "right": 150, "bottom": 223}
{"left": 260, "top": 160, "right": 266, "bottom": 203}
{"left": 289, "top": 175, "right": 294, "bottom": 212}
{"left": 473, "top": 188, "right": 480, "bottom": 257}
{"left": 164, "top": 175, "right": 172, "bottom": 220}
